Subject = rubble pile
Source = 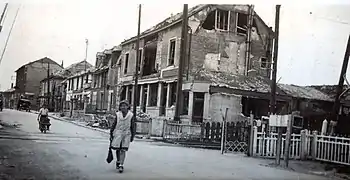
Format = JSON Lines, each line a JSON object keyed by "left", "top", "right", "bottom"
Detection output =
{"left": 136, "top": 111, "right": 151, "bottom": 121}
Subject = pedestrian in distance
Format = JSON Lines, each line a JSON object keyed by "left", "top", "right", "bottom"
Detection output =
{"left": 109, "top": 100, "right": 135, "bottom": 173}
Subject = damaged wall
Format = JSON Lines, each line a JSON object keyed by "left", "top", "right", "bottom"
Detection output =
{"left": 208, "top": 93, "right": 246, "bottom": 122}
{"left": 158, "top": 24, "right": 182, "bottom": 69}
{"left": 120, "top": 40, "right": 144, "bottom": 77}
{"left": 188, "top": 5, "right": 271, "bottom": 79}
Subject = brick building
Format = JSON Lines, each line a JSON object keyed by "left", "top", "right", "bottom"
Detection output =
{"left": 117, "top": 4, "right": 274, "bottom": 123}
{"left": 14, "top": 57, "right": 63, "bottom": 110}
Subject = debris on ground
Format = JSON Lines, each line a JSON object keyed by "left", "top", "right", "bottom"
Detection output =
{"left": 136, "top": 111, "right": 151, "bottom": 121}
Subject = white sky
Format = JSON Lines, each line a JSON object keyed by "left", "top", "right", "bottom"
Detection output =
{"left": 0, "top": 0, "right": 349, "bottom": 90}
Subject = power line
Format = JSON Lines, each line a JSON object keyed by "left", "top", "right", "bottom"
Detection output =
{"left": 0, "top": 5, "right": 20, "bottom": 66}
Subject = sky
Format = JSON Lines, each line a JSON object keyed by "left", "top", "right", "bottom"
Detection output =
{"left": 0, "top": 0, "right": 349, "bottom": 91}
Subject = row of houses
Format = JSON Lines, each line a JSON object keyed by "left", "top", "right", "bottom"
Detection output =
{"left": 1, "top": 4, "right": 349, "bottom": 134}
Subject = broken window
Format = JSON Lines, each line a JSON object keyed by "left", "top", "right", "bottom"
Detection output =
{"left": 202, "top": 9, "right": 229, "bottom": 31}
{"left": 142, "top": 36, "right": 157, "bottom": 76}
{"left": 168, "top": 39, "right": 176, "bottom": 66}
{"left": 216, "top": 9, "right": 229, "bottom": 31}
{"left": 124, "top": 53, "right": 129, "bottom": 74}
{"left": 236, "top": 12, "right": 248, "bottom": 34}
{"left": 260, "top": 57, "right": 268, "bottom": 68}
{"left": 149, "top": 83, "right": 158, "bottom": 107}
{"left": 202, "top": 11, "right": 216, "bottom": 30}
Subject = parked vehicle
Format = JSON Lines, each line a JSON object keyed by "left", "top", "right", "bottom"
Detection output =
{"left": 17, "top": 99, "right": 31, "bottom": 112}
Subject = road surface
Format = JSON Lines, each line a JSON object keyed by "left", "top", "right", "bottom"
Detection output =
{"left": 0, "top": 109, "right": 341, "bottom": 180}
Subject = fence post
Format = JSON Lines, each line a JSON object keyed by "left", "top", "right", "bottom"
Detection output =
{"left": 147, "top": 118, "right": 152, "bottom": 139}
{"left": 249, "top": 113, "right": 254, "bottom": 156}
{"left": 161, "top": 119, "right": 167, "bottom": 138}
{"left": 311, "top": 130, "right": 318, "bottom": 160}
{"left": 252, "top": 126, "right": 258, "bottom": 156}
{"left": 200, "top": 123, "right": 204, "bottom": 142}
{"left": 300, "top": 130, "right": 306, "bottom": 160}
{"left": 221, "top": 108, "right": 228, "bottom": 154}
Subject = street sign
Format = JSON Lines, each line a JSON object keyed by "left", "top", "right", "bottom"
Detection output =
{"left": 269, "top": 114, "right": 289, "bottom": 127}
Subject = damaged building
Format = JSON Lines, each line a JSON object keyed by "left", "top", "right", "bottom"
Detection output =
{"left": 89, "top": 46, "right": 122, "bottom": 113}
{"left": 117, "top": 4, "right": 275, "bottom": 123}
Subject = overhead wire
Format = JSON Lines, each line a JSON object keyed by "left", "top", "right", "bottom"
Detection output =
{"left": 0, "top": 4, "right": 20, "bottom": 66}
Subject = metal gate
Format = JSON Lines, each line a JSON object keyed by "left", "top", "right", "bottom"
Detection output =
{"left": 221, "top": 121, "right": 250, "bottom": 154}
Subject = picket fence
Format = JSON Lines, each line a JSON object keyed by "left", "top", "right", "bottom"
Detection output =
{"left": 253, "top": 126, "right": 350, "bottom": 166}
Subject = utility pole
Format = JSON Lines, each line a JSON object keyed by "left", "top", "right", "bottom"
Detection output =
{"left": 270, "top": 5, "right": 281, "bottom": 165}
{"left": 83, "top": 39, "right": 88, "bottom": 113}
{"left": 0, "top": 3, "right": 8, "bottom": 32}
{"left": 174, "top": 4, "right": 188, "bottom": 121}
{"left": 332, "top": 35, "right": 350, "bottom": 124}
{"left": 132, "top": 4, "right": 141, "bottom": 121}
{"left": 47, "top": 62, "right": 50, "bottom": 109}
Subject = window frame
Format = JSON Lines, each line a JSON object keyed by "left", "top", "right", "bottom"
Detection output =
{"left": 124, "top": 52, "right": 130, "bottom": 75}
{"left": 215, "top": 9, "right": 230, "bottom": 31}
{"left": 167, "top": 37, "right": 177, "bottom": 66}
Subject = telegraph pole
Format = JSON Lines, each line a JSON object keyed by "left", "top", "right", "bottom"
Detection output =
{"left": 174, "top": 4, "right": 188, "bottom": 121}
{"left": 270, "top": 5, "right": 281, "bottom": 165}
{"left": 332, "top": 35, "right": 350, "bottom": 123}
{"left": 132, "top": 4, "right": 141, "bottom": 121}
{"left": 47, "top": 62, "right": 50, "bottom": 109}
{"left": 83, "top": 39, "right": 88, "bottom": 113}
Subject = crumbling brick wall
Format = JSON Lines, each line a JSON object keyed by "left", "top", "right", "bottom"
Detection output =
{"left": 187, "top": 5, "right": 271, "bottom": 79}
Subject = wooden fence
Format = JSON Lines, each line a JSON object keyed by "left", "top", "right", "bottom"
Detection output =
{"left": 253, "top": 126, "right": 350, "bottom": 166}
{"left": 314, "top": 134, "right": 350, "bottom": 165}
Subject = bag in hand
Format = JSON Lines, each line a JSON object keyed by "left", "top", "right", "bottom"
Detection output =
{"left": 106, "top": 147, "right": 113, "bottom": 163}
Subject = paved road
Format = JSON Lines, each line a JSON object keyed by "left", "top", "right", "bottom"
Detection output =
{"left": 0, "top": 109, "right": 342, "bottom": 180}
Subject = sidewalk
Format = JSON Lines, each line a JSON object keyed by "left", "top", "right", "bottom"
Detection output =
{"left": 31, "top": 111, "right": 111, "bottom": 135}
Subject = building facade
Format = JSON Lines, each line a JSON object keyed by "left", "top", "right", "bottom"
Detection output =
{"left": 117, "top": 4, "right": 273, "bottom": 123}
{"left": 14, "top": 57, "right": 63, "bottom": 110}
{"left": 89, "top": 46, "right": 122, "bottom": 113}
{"left": 65, "top": 66, "right": 94, "bottom": 115}
{"left": 39, "top": 61, "right": 92, "bottom": 112}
